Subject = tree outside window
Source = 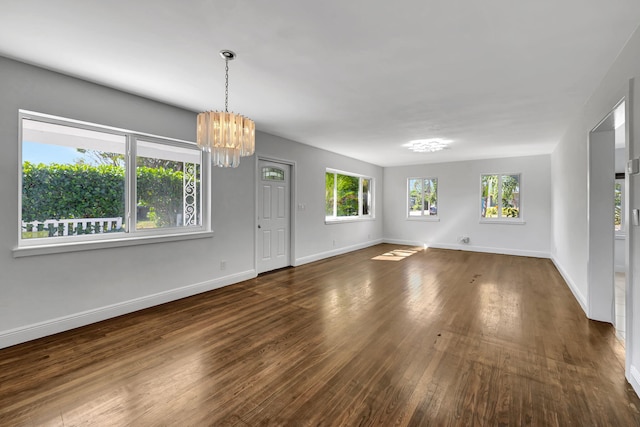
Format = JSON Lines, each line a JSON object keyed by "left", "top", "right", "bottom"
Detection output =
{"left": 481, "top": 174, "right": 520, "bottom": 219}
{"left": 325, "top": 171, "right": 373, "bottom": 220}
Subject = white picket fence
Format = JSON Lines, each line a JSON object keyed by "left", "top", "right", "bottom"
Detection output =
{"left": 22, "top": 217, "right": 123, "bottom": 237}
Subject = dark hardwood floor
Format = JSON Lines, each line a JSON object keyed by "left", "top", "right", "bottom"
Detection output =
{"left": 1, "top": 244, "right": 639, "bottom": 426}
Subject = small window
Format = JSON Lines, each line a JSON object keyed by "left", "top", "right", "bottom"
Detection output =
{"left": 408, "top": 177, "right": 438, "bottom": 218}
{"left": 615, "top": 179, "right": 624, "bottom": 234}
{"left": 262, "top": 167, "right": 285, "bottom": 181}
{"left": 325, "top": 170, "right": 373, "bottom": 221}
{"left": 480, "top": 174, "right": 520, "bottom": 220}
{"left": 20, "top": 111, "right": 208, "bottom": 247}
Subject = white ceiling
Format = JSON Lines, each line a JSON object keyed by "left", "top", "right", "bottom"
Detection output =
{"left": 1, "top": 1, "right": 639, "bottom": 167}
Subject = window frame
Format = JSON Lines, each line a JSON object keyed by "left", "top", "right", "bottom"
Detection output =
{"left": 479, "top": 172, "right": 524, "bottom": 224}
{"left": 15, "top": 110, "right": 212, "bottom": 257}
{"left": 406, "top": 177, "right": 439, "bottom": 221}
{"left": 325, "top": 168, "right": 374, "bottom": 223}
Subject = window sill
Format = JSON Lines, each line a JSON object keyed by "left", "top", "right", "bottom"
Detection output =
{"left": 13, "top": 230, "right": 214, "bottom": 258}
{"left": 325, "top": 216, "right": 375, "bottom": 225}
{"left": 407, "top": 216, "right": 440, "bottom": 222}
{"left": 479, "top": 219, "right": 526, "bottom": 225}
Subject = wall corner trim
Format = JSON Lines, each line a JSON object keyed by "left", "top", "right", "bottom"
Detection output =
{"left": 0, "top": 269, "right": 256, "bottom": 350}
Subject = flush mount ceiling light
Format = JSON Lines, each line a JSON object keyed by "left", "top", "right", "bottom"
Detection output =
{"left": 197, "top": 49, "right": 255, "bottom": 168}
{"left": 403, "top": 138, "right": 452, "bottom": 153}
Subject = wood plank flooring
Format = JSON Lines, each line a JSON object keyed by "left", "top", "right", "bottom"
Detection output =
{"left": 1, "top": 245, "right": 639, "bottom": 426}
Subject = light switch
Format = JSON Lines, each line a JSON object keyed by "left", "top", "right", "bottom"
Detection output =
{"left": 627, "top": 158, "right": 639, "bottom": 175}
{"left": 633, "top": 209, "right": 639, "bottom": 226}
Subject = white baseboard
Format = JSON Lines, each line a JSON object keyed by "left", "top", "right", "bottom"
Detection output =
{"left": 428, "top": 242, "right": 549, "bottom": 259}
{"left": 294, "top": 239, "right": 384, "bottom": 266}
{"left": 630, "top": 365, "right": 640, "bottom": 398}
{"left": 383, "top": 239, "right": 549, "bottom": 259}
{"left": 0, "top": 269, "right": 256, "bottom": 350}
{"left": 550, "top": 255, "right": 588, "bottom": 316}
{"left": 382, "top": 238, "right": 424, "bottom": 247}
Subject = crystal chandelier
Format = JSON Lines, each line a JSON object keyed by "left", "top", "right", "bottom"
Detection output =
{"left": 197, "top": 50, "right": 255, "bottom": 168}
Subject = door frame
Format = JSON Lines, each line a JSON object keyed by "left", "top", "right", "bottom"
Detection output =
{"left": 255, "top": 155, "right": 296, "bottom": 274}
{"left": 586, "top": 79, "right": 633, "bottom": 379}
{"left": 587, "top": 117, "right": 616, "bottom": 323}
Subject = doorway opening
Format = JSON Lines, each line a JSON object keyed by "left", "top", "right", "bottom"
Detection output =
{"left": 613, "top": 101, "right": 627, "bottom": 343}
{"left": 587, "top": 99, "right": 627, "bottom": 345}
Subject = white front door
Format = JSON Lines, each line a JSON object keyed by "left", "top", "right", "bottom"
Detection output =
{"left": 257, "top": 160, "right": 291, "bottom": 274}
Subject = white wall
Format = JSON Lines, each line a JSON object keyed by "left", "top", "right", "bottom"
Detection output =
{"left": 383, "top": 155, "right": 551, "bottom": 257}
{"left": 551, "top": 23, "right": 640, "bottom": 394}
{"left": 0, "top": 56, "right": 382, "bottom": 348}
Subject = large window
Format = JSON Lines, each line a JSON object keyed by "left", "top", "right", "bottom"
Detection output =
{"left": 480, "top": 174, "right": 520, "bottom": 220}
{"left": 19, "top": 111, "right": 208, "bottom": 248}
{"left": 408, "top": 177, "right": 438, "bottom": 218}
{"left": 325, "top": 170, "right": 373, "bottom": 221}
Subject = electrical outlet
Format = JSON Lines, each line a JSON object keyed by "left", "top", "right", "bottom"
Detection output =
{"left": 220, "top": 260, "right": 226, "bottom": 270}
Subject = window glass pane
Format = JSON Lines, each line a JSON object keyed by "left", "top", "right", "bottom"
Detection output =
{"left": 481, "top": 175, "right": 498, "bottom": 218}
{"left": 424, "top": 178, "right": 437, "bottom": 216}
{"left": 21, "top": 119, "right": 126, "bottom": 239}
{"left": 262, "top": 167, "right": 284, "bottom": 181}
{"left": 615, "top": 181, "right": 623, "bottom": 231}
{"left": 501, "top": 175, "right": 520, "bottom": 218}
{"left": 325, "top": 172, "right": 335, "bottom": 216}
{"left": 326, "top": 170, "right": 373, "bottom": 220}
{"left": 336, "top": 174, "right": 360, "bottom": 217}
{"left": 408, "top": 178, "right": 423, "bottom": 216}
{"left": 136, "top": 140, "right": 201, "bottom": 229}
{"left": 362, "top": 178, "right": 371, "bottom": 216}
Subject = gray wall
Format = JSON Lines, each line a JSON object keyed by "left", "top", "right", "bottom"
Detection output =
{"left": 257, "top": 132, "right": 384, "bottom": 264}
{"left": 383, "top": 155, "right": 551, "bottom": 257}
{"left": 0, "top": 56, "right": 382, "bottom": 348}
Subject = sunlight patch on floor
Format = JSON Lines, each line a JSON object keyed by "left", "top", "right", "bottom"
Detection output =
{"left": 372, "top": 248, "right": 419, "bottom": 261}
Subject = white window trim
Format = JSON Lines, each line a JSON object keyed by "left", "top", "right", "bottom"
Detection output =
{"left": 15, "top": 110, "right": 212, "bottom": 257}
{"left": 13, "top": 230, "right": 214, "bottom": 258}
{"left": 325, "top": 168, "right": 374, "bottom": 224}
{"left": 406, "top": 177, "right": 439, "bottom": 221}
{"left": 407, "top": 216, "right": 441, "bottom": 222}
{"left": 479, "top": 172, "right": 524, "bottom": 224}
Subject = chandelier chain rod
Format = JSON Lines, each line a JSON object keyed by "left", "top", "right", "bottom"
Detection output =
{"left": 224, "top": 59, "right": 229, "bottom": 113}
